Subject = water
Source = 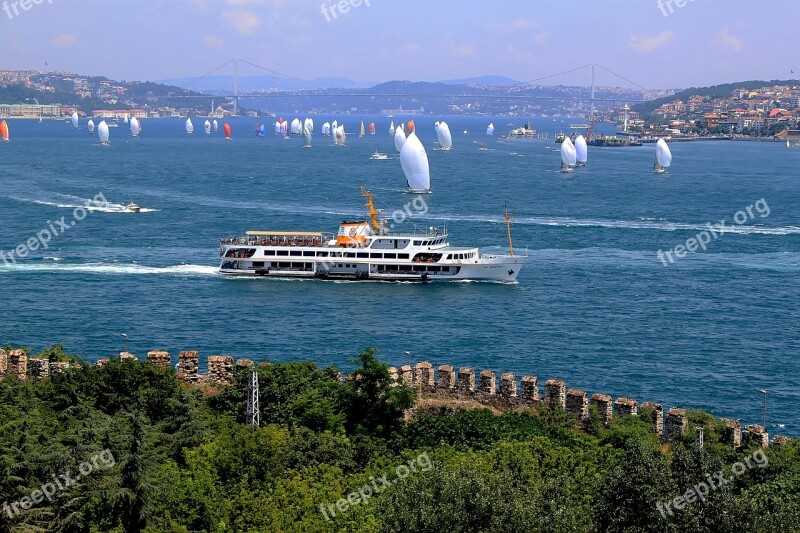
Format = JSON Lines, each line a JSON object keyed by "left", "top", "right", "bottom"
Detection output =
{"left": 1, "top": 116, "right": 798, "bottom": 435}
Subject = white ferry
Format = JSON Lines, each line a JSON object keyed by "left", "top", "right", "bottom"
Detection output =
{"left": 218, "top": 188, "right": 525, "bottom": 282}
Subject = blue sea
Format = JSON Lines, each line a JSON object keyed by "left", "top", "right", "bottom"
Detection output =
{"left": 1, "top": 116, "right": 798, "bottom": 435}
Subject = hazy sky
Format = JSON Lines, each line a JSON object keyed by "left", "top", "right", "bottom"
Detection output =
{"left": 2, "top": 0, "right": 798, "bottom": 90}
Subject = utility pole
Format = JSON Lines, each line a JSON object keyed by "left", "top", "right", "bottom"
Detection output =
{"left": 246, "top": 368, "right": 260, "bottom": 427}
{"left": 590, "top": 63, "right": 596, "bottom": 119}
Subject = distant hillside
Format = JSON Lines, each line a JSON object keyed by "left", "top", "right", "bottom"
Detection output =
{"left": 633, "top": 79, "right": 800, "bottom": 115}
{"left": 439, "top": 75, "right": 522, "bottom": 86}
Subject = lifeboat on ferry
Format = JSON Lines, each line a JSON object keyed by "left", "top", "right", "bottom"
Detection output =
{"left": 337, "top": 221, "right": 371, "bottom": 246}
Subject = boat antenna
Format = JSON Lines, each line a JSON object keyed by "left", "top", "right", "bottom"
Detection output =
{"left": 504, "top": 206, "right": 515, "bottom": 257}
{"left": 360, "top": 185, "right": 381, "bottom": 231}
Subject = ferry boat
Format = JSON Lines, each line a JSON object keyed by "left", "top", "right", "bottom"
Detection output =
{"left": 218, "top": 188, "right": 525, "bottom": 282}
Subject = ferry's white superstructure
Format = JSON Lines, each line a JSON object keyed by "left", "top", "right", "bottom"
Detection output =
{"left": 218, "top": 189, "right": 525, "bottom": 282}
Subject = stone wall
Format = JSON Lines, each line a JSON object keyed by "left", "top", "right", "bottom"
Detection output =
{"left": 1, "top": 345, "right": 788, "bottom": 448}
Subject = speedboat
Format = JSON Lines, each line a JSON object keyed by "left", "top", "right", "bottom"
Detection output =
{"left": 370, "top": 151, "right": 389, "bottom": 160}
{"left": 125, "top": 202, "right": 141, "bottom": 213}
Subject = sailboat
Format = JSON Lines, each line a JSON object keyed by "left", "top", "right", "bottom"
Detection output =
{"left": 71, "top": 112, "right": 79, "bottom": 129}
{"left": 185, "top": 118, "right": 194, "bottom": 135}
{"left": 400, "top": 126, "right": 431, "bottom": 193}
{"left": 224, "top": 123, "right": 231, "bottom": 140}
{"left": 560, "top": 137, "right": 577, "bottom": 172}
{"left": 574, "top": 134, "right": 588, "bottom": 167}
{"left": 123, "top": 115, "right": 129, "bottom": 125}
{"left": 369, "top": 122, "right": 376, "bottom": 135}
{"left": 486, "top": 123, "right": 494, "bottom": 136}
{"left": 303, "top": 118, "right": 313, "bottom": 148}
{"left": 334, "top": 124, "right": 346, "bottom": 145}
{"left": 204, "top": 120, "right": 212, "bottom": 135}
{"left": 394, "top": 125, "right": 407, "bottom": 152}
{"left": 360, "top": 120, "right": 366, "bottom": 138}
{"left": 87, "top": 120, "right": 95, "bottom": 135}
{"left": 291, "top": 118, "right": 302, "bottom": 135}
{"left": 322, "top": 122, "right": 331, "bottom": 136}
{"left": 213, "top": 119, "right": 219, "bottom": 132}
{"left": 654, "top": 138, "right": 672, "bottom": 174}
{"left": 436, "top": 121, "right": 453, "bottom": 150}
{"left": 130, "top": 117, "right": 141, "bottom": 137}
{"left": 98, "top": 121, "right": 110, "bottom": 145}
{"left": 0, "top": 120, "right": 8, "bottom": 142}
{"left": 389, "top": 121, "right": 395, "bottom": 135}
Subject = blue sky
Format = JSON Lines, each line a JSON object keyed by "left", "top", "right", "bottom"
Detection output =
{"left": 1, "top": 0, "right": 798, "bottom": 89}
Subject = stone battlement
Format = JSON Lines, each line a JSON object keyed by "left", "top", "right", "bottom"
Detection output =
{"left": 0, "top": 348, "right": 787, "bottom": 447}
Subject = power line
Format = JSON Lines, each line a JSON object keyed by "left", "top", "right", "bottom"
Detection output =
{"left": 236, "top": 58, "right": 325, "bottom": 89}
{"left": 595, "top": 64, "right": 647, "bottom": 90}
{"left": 180, "top": 59, "right": 235, "bottom": 90}
{"left": 518, "top": 64, "right": 593, "bottom": 85}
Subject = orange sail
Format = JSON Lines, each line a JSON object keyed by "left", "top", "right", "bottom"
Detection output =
{"left": 369, "top": 122, "right": 375, "bottom": 134}
{"left": 223, "top": 122, "right": 231, "bottom": 139}
{"left": 407, "top": 120, "right": 415, "bottom": 134}
{"left": 0, "top": 120, "right": 8, "bottom": 141}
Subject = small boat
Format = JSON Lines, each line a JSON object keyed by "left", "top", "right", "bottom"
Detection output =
{"left": 224, "top": 122, "right": 232, "bottom": 140}
{"left": 369, "top": 122, "right": 376, "bottom": 135}
{"left": 462, "top": 129, "right": 469, "bottom": 135}
{"left": 0, "top": 120, "right": 8, "bottom": 142}
{"left": 360, "top": 120, "right": 366, "bottom": 138}
{"left": 560, "top": 137, "right": 577, "bottom": 172}
{"left": 71, "top": 112, "right": 79, "bottom": 129}
{"left": 654, "top": 138, "right": 672, "bottom": 174}
{"left": 334, "top": 124, "right": 346, "bottom": 145}
{"left": 436, "top": 121, "right": 453, "bottom": 150}
{"left": 389, "top": 121, "right": 395, "bottom": 135}
{"left": 213, "top": 119, "right": 219, "bottom": 132}
{"left": 303, "top": 118, "right": 313, "bottom": 147}
{"left": 321, "top": 122, "right": 331, "bottom": 136}
{"left": 486, "top": 123, "right": 494, "bottom": 136}
{"left": 123, "top": 115, "right": 129, "bottom": 125}
{"left": 290, "top": 118, "right": 302, "bottom": 135}
{"left": 88, "top": 119, "right": 95, "bottom": 135}
{"left": 370, "top": 150, "right": 389, "bottom": 160}
{"left": 185, "top": 118, "right": 194, "bottom": 135}
{"left": 125, "top": 202, "right": 141, "bottom": 213}
{"left": 555, "top": 131, "right": 566, "bottom": 144}
{"left": 204, "top": 120, "right": 212, "bottom": 135}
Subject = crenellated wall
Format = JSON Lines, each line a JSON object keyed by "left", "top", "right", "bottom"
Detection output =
{"left": 0, "top": 346, "right": 789, "bottom": 448}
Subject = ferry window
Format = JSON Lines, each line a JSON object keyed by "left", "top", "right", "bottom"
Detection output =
{"left": 271, "top": 262, "right": 278, "bottom": 267}
{"left": 290, "top": 251, "right": 301, "bottom": 257}
{"left": 264, "top": 250, "right": 275, "bottom": 256}
{"left": 316, "top": 251, "right": 329, "bottom": 257}
{"left": 370, "top": 253, "right": 382, "bottom": 259}
{"left": 253, "top": 262, "right": 264, "bottom": 268}
{"left": 400, "top": 265, "right": 412, "bottom": 271}
{"left": 446, "top": 254, "right": 451, "bottom": 259}
{"left": 357, "top": 253, "right": 368, "bottom": 259}
{"left": 279, "top": 262, "right": 290, "bottom": 268}
{"left": 398, "top": 254, "right": 409, "bottom": 259}
{"left": 345, "top": 252, "right": 355, "bottom": 258}
{"left": 303, "top": 251, "right": 315, "bottom": 257}
{"left": 384, "top": 253, "right": 396, "bottom": 259}
{"left": 277, "top": 250, "right": 288, "bottom": 256}
{"left": 414, "top": 241, "right": 422, "bottom": 246}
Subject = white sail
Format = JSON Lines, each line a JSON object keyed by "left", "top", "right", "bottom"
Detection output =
{"left": 394, "top": 126, "right": 407, "bottom": 152}
{"left": 280, "top": 121, "right": 288, "bottom": 136}
{"left": 204, "top": 120, "right": 211, "bottom": 134}
{"left": 124, "top": 115, "right": 129, "bottom": 124}
{"left": 290, "top": 118, "right": 302, "bottom": 135}
{"left": 436, "top": 121, "right": 453, "bottom": 150}
{"left": 334, "top": 124, "right": 346, "bottom": 145}
{"left": 389, "top": 120, "right": 395, "bottom": 135}
{"left": 185, "top": 118, "right": 194, "bottom": 134}
{"left": 322, "top": 122, "right": 331, "bottom": 136}
{"left": 71, "top": 112, "right": 79, "bottom": 129}
{"left": 213, "top": 119, "right": 219, "bottom": 132}
{"left": 434, "top": 121, "right": 440, "bottom": 131}
{"left": 560, "top": 137, "right": 577, "bottom": 167}
{"left": 400, "top": 132, "right": 431, "bottom": 192}
{"left": 331, "top": 120, "right": 338, "bottom": 134}
{"left": 130, "top": 117, "right": 140, "bottom": 137}
{"left": 486, "top": 123, "right": 494, "bottom": 136}
{"left": 98, "top": 120, "right": 110, "bottom": 144}
{"left": 656, "top": 138, "right": 672, "bottom": 168}
{"left": 574, "top": 134, "right": 588, "bottom": 164}
{"left": 87, "top": 119, "right": 95, "bottom": 134}
{"left": 303, "top": 118, "right": 313, "bottom": 147}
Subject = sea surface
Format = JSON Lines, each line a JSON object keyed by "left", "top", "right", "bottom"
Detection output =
{"left": 1, "top": 115, "right": 798, "bottom": 435}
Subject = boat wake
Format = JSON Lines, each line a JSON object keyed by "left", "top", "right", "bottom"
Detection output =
{"left": 0, "top": 261, "right": 217, "bottom": 276}
{"left": 427, "top": 213, "right": 800, "bottom": 236}
{"left": 10, "top": 193, "right": 159, "bottom": 213}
